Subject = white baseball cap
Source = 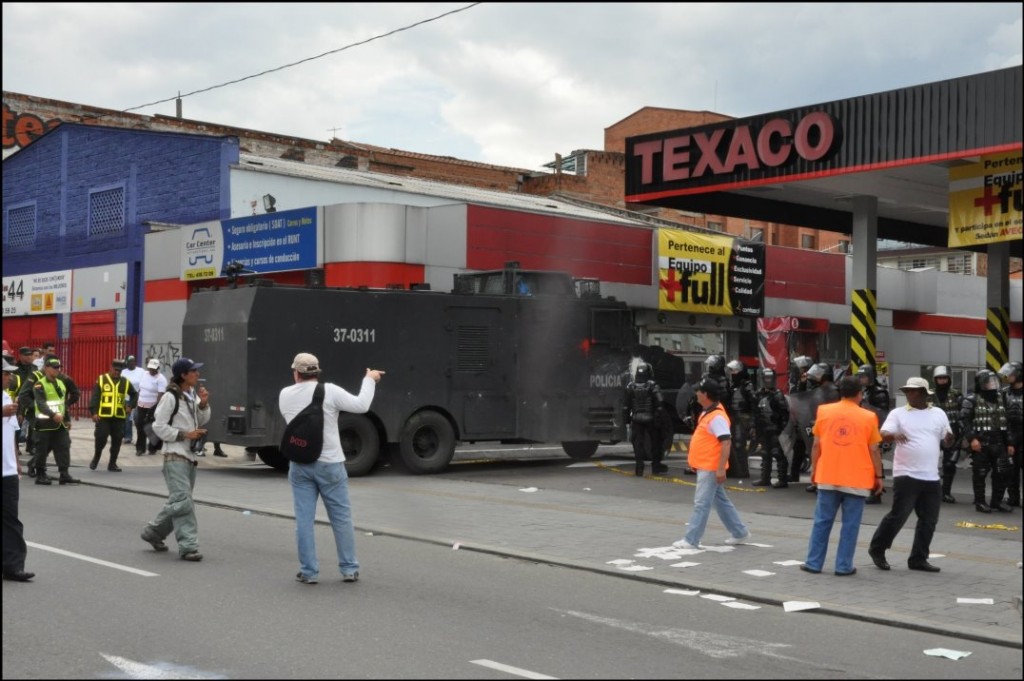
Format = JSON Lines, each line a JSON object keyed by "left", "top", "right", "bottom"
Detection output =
{"left": 147, "top": 359, "right": 161, "bottom": 370}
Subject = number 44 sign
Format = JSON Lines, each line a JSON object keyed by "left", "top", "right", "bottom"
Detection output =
{"left": 2, "top": 270, "right": 72, "bottom": 317}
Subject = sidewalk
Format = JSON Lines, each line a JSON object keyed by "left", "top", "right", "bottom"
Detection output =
{"left": 24, "top": 419, "right": 1024, "bottom": 649}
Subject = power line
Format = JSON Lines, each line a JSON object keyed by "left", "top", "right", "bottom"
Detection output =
{"left": 121, "top": 3, "right": 482, "bottom": 114}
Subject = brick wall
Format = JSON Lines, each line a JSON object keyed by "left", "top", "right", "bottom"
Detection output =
{"left": 604, "top": 107, "right": 733, "bottom": 153}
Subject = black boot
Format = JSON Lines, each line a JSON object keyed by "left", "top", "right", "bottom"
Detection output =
{"left": 35, "top": 472, "right": 52, "bottom": 485}
{"left": 975, "top": 502, "right": 992, "bottom": 513}
{"left": 89, "top": 455, "right": 101, "bottom": 470}
{"left": 635, "top": 461, "right": 645, "bottom": 477}
{"left": 58, "top": 471, "right": 80, "bottom": 485}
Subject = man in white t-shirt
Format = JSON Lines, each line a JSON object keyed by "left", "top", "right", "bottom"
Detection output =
{"left": 135, "top": 359, "right": 168, "bottom": 455}
{"left": 868, "top": 377, "right": 954, "bottom": 573}
{"left": 279, "top": 352, "right": 383, "bottom": 585}
{"left": 121, "top": 355, "right": 146, "bottom": 445}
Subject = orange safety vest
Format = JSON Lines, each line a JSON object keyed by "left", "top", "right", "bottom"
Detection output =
{"left": 812, "top": 398, "right": 882, "bottom": 490}
{"left": 688, "top": 403, "right": 731, "bottom": 472}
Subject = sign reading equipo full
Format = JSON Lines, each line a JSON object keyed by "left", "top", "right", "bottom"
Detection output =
{"left": 948, "top": 151, "right": 1023, "bottom": 248}
{"left": 657, "top": 230, "right": 765, "bottom": 317}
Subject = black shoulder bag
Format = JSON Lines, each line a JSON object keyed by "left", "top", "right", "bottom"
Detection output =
{"left": 280, "top": 382, "right": 325, "bottom": 464}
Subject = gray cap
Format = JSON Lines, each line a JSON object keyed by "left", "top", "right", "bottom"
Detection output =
{"left": 2, "top": 359, "right": 17, "bottom": 373}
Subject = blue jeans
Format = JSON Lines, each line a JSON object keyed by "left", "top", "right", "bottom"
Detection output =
{"left": 289, "top": 460, "right": 359, "bottom": 579}
{"left": 123, "top": 414, "right": 133, "bottom": 442}
{"left": 805, "top": 488, "right": 866, "bottom": 574}
{"left": 684, "top": 469, "right": 748, "bottom": 545}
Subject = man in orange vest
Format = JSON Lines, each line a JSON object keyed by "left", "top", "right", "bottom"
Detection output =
{"left": 802, "top": 375, "right": 883, "bottom": 576}
{"left": 672, "top": 377, "right": 750, "bottom": 549}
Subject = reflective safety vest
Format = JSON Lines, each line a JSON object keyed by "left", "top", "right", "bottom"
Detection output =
{"left": 34, "top": 377, "right": 68, "bottom": 431}
{"left": 97, "top": 373, "right": 130, "bottom": 419}
{"left": 688, "top": 403, "right": 731, "bottom": 472}
{"left": 812, "top": 399, "right": 881, "bottom": 490}
{"left": 5, "top": 373, "right": 21, "bottom": 403}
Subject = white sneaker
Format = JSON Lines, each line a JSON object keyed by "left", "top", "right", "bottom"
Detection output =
{"left": 723, "top": 532, "right": 751, "bottom": 545}
{"left": 672, "top": 539, "right": 703, "bottom": 550}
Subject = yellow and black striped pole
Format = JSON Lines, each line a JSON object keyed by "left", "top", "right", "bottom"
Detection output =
{"left": 986, "top": 306, "right": 1009, "bottom": 372}
{"left": 850, "top": 288, "right": 876, "bottom": 370}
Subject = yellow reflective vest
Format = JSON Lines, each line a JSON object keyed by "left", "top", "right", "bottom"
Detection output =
{"left": 97, "top": 373, "right": 130, "bottom": 419}
{"left": 34, "top": 377, "right": 68, "bottom": 431}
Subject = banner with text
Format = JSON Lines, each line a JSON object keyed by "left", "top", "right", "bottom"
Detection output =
{"left": 948, "top": 151, "right": 1023, "bottom": 248}
{"left": 657, "top": 230, "right": 765, "bottom": 317}
{"left": 3, "top": 269, "right": 72, "bottom": 316}
{"left": 181, "top": 206, "right": 320, "bottom": 281}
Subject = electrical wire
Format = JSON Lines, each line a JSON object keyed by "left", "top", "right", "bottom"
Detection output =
{"left": 120, "top": 2, "right": 482, "bottom": 114}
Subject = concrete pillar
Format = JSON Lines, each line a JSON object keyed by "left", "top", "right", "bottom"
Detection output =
{"left": 986, "top": 241, "right": 1010, "bottom": 371}
{"left": 850, "top": 196, "right": 878, "bottom": 370}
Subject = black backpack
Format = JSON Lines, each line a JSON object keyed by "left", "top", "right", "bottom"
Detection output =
{"left": 280, "top": 382, "right": 325, "bottom": 464}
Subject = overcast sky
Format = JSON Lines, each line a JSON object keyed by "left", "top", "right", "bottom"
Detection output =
{"left": 3, "top": 2, "right": 1021, "bottom": 170}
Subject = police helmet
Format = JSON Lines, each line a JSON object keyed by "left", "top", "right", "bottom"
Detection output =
{"left": 703, "top": 354, "right": 725, "bottom": 375}
{"left": 635, "top": 363, "right": 653, "bottom": 383}
{"left": 807, "top": 362, "right": 833, "bottom": 386}
{"left": 998, "top": 361, "right": 1023, "bottom": 384}
{"left": 856, "top": 363, "right": 876, "bottom": 384}
{"left": 975, "top": 369, "right": 1000, "bottom": 393}
{"left": 792, "top": 355, "right": 814, "bottom": 371}
{"left": 762, "top": 368, "right": 777, "bottom": 389}
{"left": 725, "top": 359, "right": 745, "bottom": 376}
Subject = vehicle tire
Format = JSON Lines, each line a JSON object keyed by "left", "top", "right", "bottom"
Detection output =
{"left": 562, "top": 440, "right": 600, "bottom": 460}
{"left": 397, "top": 411, "right": 456, "bottom": 474}
{"left": 256, "top": 446, "right": 289, "bottom": 472}
{"left": 339, "top": 414, "right": 381, "bottom": 477}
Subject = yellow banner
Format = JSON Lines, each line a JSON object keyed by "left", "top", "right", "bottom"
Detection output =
{"left": 948, "top": 151, "right": 1023, "bottom": 247}
{"left": 657, "top": 230, "right": 766, "bottom": 317}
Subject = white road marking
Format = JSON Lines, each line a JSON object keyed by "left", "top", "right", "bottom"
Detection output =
{"left": 100, "top": 653, "right": 226, "bottom": 679}
{"left": 27, "top": 542, "right": 159, "bottom": 577}
{"left": 470, "top": 659, "right": 558, "bottom": 679}
{"left": 555, "top": 609, "right": 813, "bottom": 663}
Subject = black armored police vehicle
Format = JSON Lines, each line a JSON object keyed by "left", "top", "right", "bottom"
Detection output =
{"left": 182, "top": 264, "right": 636, "bottom": 475}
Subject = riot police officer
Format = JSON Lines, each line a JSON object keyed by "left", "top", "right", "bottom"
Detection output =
{"left": 931, "top": 366, "right": 964, "bottom": 503}
{"left": 789, "top": 355, "right": 815, "bottom": 394}
{"left": 960, "top": 369, "right": 1011, "bottom": 513}
{"left": 804, "top": 363, "right": 841, "bottom": 493}
{"left": 624, "top": 363, "right": 666, "bottom": 477}
{"left": 998, "top": 361, "right": 1022, "bottom": 507}
{"left": 857, "top": 364, "right": 891, "bottom": 422}
{"left": 752, "top": 368, "right": 790, "bottom": 487}
{"left": 725, "top": 359, "right": 755, "bottom": 478}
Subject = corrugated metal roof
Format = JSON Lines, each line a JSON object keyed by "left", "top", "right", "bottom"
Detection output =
{"left": 236, "top": 153, "right": 653, "bottom": 227}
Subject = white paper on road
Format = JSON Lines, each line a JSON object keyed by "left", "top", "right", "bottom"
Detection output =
{"left": 721, "top": 601, "right": 761, "bottom": 610}
{"left": 702, "top": 545, "right": 735, "bottom": 553}
{"left": 452, "top": 542, "right": 461, "bottom": 550}
{"left": 783, "top": 601, "right": 820, "bottom": 612}
{"left": 567, "top": 459, "right": 634, "bottom": 467}
{"left": 664, "top": 588, "right": 700, "bottom": 596}
{"left": 606, "top": 559, "right": 634, "bottom": 565}
{"left": 746, "top": 542, "right": 774, "bottom": 548}
{"left": 923, "top": 648, "right": 972, "bottom": 660}
{"left": 956, "top": 597, "right": 994, "bottom": 604}
{"left": 670, "top": 561, "right": 701, "bottom": 568}
{"left": 742, "top": 569, "right": 775, "bottom": 577}
{"left": 929, "top": 553, "right": 945, "bottom": 559}
{"left": 773, "top": 560, "right": 805, "bottom": 566}
{"left": 669, "top": 548, "right": 705, "bottom": 556}
{"left": 700, "top": 594, "right": 736, "bottom": 602}
{"left": 619, "top": 564, "right": 654, "bottom": 571}
{"left": 518, "top": 487, "right": 539, "bottom": 492}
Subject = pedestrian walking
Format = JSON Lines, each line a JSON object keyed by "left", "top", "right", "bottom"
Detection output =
{"left": 135, "top": 358, "right": 167, "bottom": 456}
{"left": 672, "top": 377, "right": 751, "bottom": 549}
{"left": 802, "top": 376, "right": 883, "bottom": 576}
{"left": 2, "top": 359, "right": 34, "bottom": 582}
{"left": 868, "top": 377, "right": 953, "bottom": 573}
{"left": 140, "top": 358, "right": 210, "bottom": 561}
{"left": 89, "top": 358, "right": 138, "bottom": 472}
{"left": 278, "top": 352, "right": 383, "bottom": 584}
{"left": 121, "top": 355, "right": 145, "bottom": 445}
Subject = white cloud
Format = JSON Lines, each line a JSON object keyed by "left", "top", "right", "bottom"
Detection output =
{"left": 3, "top": 2, "right": 1021, "bottom": 170}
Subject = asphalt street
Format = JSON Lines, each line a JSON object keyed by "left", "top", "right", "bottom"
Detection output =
{"left": 10, "top": 420, "right": 1024, "bottom": 654}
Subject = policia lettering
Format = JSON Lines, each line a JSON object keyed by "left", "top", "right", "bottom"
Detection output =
{"left": 89, "top": 362, "right": 138, "bottom": 472}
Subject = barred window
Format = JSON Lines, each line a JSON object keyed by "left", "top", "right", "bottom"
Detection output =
{"left": 946, "top": 253, "right": 973, "bottom": 275}
{"left": 89, "top": 186, "right": 125, "bottom": 236}
{"left": 7, "top": 203, "right": 37, "bottom": 248}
